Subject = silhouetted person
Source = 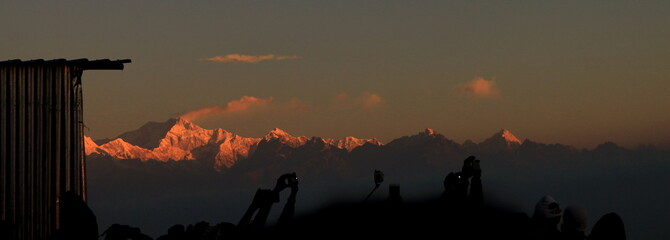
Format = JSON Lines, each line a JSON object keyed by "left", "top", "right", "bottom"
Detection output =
{"left": 561, "top": 205, "right": 588, "bottom": 240}
{"left": 531, "top": 195, "right": 563, "bottom": 240}
{"left": 589, "top": 212, "right": 626, "bottom": 240}
{"left": 101, "top": 224, "right": 152, "bottom": 240}
{"left": 442, "top": 156, "right": 483, "bottom": 206}
{"left": 58, "top": 191, "right": 98, "bottom": 240}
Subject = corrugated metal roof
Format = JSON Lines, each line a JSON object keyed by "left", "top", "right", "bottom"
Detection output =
{"left": 0, "top": 58, "right": 131, "bottom": 70}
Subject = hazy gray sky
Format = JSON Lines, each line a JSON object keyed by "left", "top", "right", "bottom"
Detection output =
{"left": 3, "top": 1, "right": 669, "bottom": 148}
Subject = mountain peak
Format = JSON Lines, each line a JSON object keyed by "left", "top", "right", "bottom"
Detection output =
{"left": 497, "top": 129, "right": 522, "bottom": 144}
{"left": 263, "top": 128, "right": 308, "bottom": 148}
{"left": 116, "top": 118, "right": 182, "bottom": 149}
{"left": 476, "top": 129, "right": 522, "bottom": 153}
{"left": 421, "top": 128, "right": 437, "bottom": 136}
{"left": 265, "top": 128, "right": 292, "bottom": 139}
{"left": 168, "top": 117, "right": 204, "bottom": 133}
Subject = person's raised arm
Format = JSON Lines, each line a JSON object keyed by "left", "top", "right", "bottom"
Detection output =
{"left": 238, "top": 188, "right": 269, "bottom": 228}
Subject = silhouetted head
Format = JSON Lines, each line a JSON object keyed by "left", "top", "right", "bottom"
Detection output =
{"left": 444, "top": 172, "right": 457, "bottom": 190}
{"left": 60, "top": 191, "right": 88, "bottom": 224}
{"left": 59, "top": 191, "right": 98, "bottom": 240}
{"left": 590, "top": 212, "right": 626, "bottom": 240}
{"left": 561, "top": 205, "right": 588, "bottom": 233}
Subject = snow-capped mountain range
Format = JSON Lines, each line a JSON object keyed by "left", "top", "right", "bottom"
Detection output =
{"left": 84, "top": 117, "right": 541, "bottom": 173}
{"left": 86, "top": 118, "right": 384, "bottom": 171}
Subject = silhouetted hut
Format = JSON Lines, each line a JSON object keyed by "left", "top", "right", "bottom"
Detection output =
{"left": 0, "top": 59, "right": 130, "bottom": 240}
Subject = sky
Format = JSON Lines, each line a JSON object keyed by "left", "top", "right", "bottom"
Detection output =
{"left": 2, "top": 1, "right": 669, "bottom": 149}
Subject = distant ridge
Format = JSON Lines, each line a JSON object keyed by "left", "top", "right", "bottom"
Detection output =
{"left": 86, "top": 118, "right": 654, "bottom": 173}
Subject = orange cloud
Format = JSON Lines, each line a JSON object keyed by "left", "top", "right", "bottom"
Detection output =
{"left": 201, "top": 54, "right": 300, "bottom": 63}
{"left": 456, "top": 77, "right": 500, "bottom": 97}
{"left": 288, "top": 97, "right": 310, "bottom": 111}
{"left": 335, "top": 92, "right": 385, "bottom": 108}
{"left": 358, "top": 92, "right": 384, "bottom": 107}
{"left": 180, "top": 96, "right": 273, "bottom": 121}
{"left": 335, "top": 93, "right": 350, "bottom": 101}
